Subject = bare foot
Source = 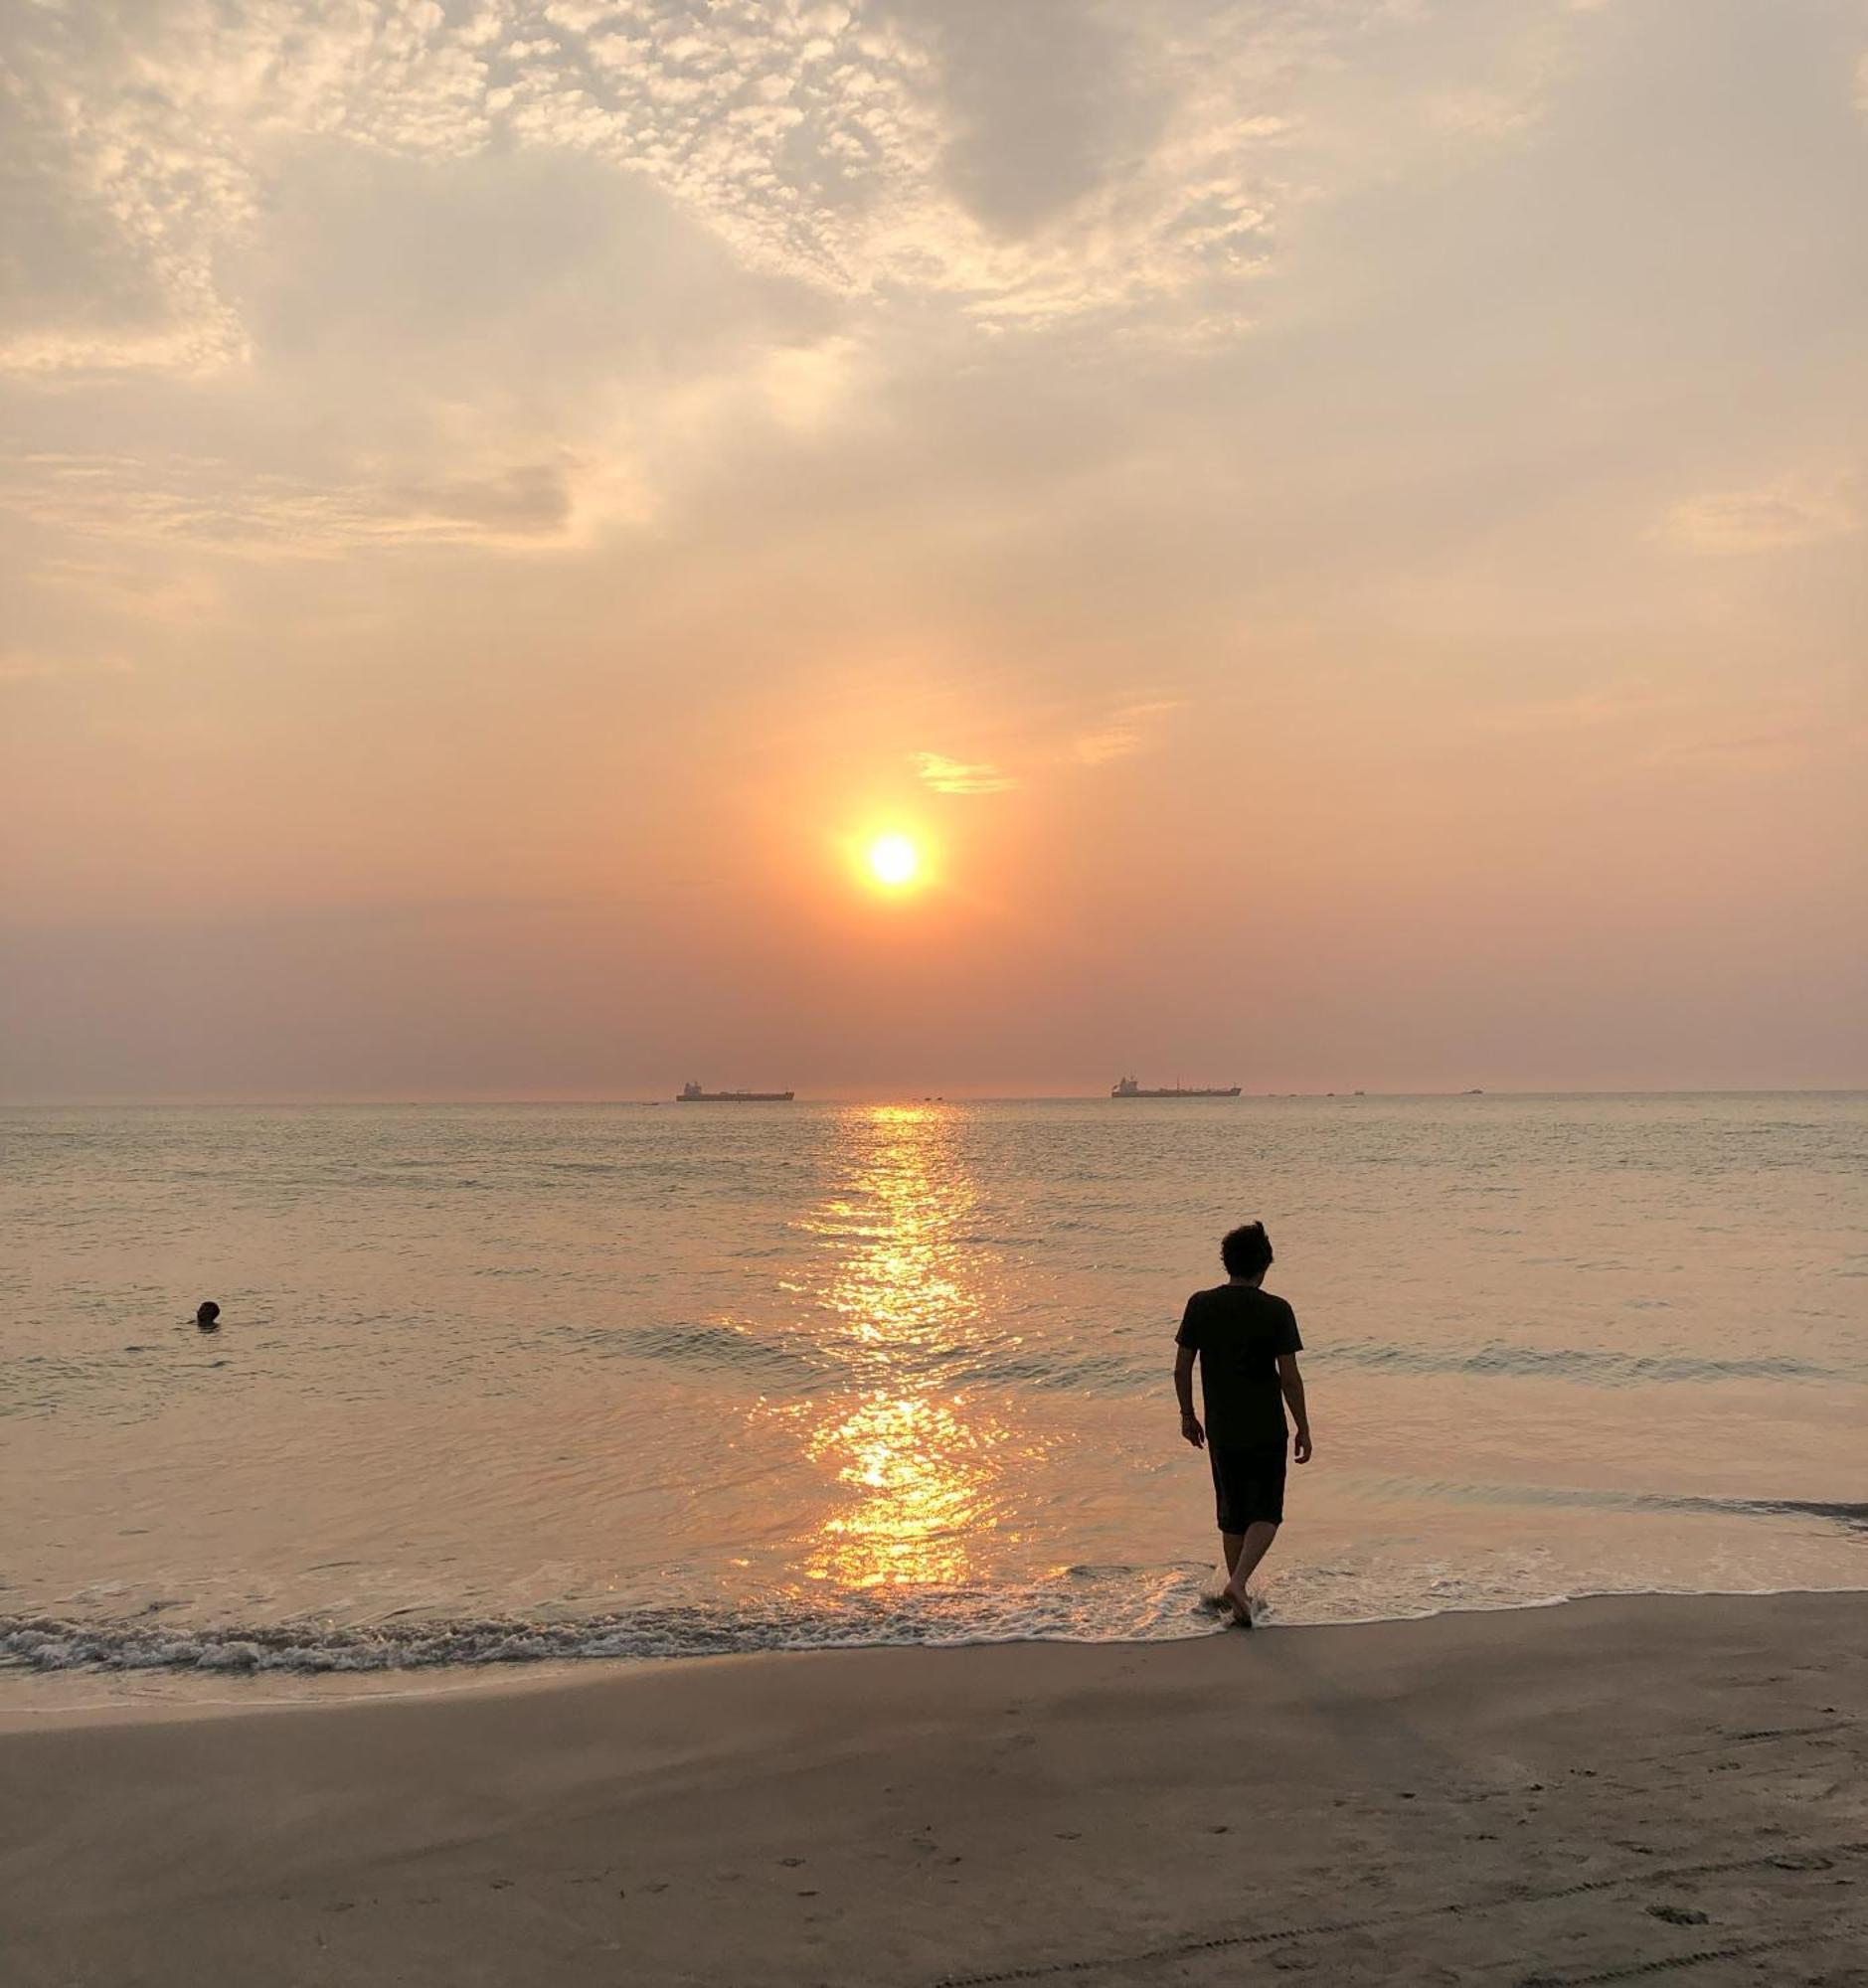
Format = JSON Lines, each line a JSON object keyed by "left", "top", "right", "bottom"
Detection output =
{"left": 1224, "top": 1589, "right": 1255, "bottom": 1628}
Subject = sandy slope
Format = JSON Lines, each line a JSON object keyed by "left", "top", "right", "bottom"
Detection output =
{"left": 2, "top": 1591, "right": 1864, "bottom": 1986}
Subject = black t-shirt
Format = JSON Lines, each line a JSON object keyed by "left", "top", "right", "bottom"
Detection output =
{"left": 1175, "top": 1284, "right": 1302, "bottom": 1447}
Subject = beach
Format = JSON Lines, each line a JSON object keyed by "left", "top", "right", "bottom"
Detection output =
{"left": 10, "top": 2, "right": 1864, "bottom": 1978}
{"left": 4, "top": 1590, "right": 1864, "bottom": 1986}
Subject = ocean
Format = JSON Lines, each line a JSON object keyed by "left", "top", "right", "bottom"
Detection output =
{"left": 3, "top": 1094, "right": 1863, "bottom": 1693}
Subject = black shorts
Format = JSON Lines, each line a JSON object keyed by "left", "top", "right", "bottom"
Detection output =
{"left": 1209, "top": 1441, "right": 1287, "bottom": 1532}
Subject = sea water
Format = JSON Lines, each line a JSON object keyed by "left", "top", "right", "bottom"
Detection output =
{"left": 2, "top": 1094, "right": 1863, "bottom": 1689}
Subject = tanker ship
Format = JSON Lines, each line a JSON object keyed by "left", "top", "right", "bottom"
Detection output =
{"left": 677, "top": 1080, "right": 794, "bottom": 1102}
{"left": 1111, "top": 1076, "right": 1241, "bottom": 1097}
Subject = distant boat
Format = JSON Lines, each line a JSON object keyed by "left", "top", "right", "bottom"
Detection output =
{"left": 677, "top": 1080, "right": 794, "bottom": 1102}
{"left": 1111, "top": 1076, "right": 1241, "bottom": 1098}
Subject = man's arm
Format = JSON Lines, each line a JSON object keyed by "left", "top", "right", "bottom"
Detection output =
{"left": 1277, "top": 1352, "right": 1312, "bottom": 1463}
{"left": 1174, "top": 1344, "right": 1204, "bottom": 1447}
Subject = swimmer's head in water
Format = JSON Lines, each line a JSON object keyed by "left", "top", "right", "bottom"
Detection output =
{"left": 196, "top": 1300, "right": 221, "bottom": 1330}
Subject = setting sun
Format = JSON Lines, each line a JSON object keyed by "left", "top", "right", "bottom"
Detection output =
{"left": 867, "top": 834, "right": 921, "bottom": 889}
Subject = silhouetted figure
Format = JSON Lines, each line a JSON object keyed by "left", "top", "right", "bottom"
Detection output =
{"left": 1173, "top": 1222, "right": 1312, "bottom": 1626}
{"left": 195, "top": 1301, "right": 221, "bottom": 1332}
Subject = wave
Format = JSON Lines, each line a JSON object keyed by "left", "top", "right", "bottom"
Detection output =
{"left": 946, "top": 1346, "right": 1152, "bottom": 1394}
{"left": 542, "top": 1321, "right": 1157, "bottom": 1397}
{"left": 0, "top": 1569, "right": 1212, "bottom": 1676}
{"left": 555, "top": 1326, "right": 1854, "bottom": 1399}
{"left": 545, "top": 1320, "right": 829, "bottom": 1385}
{"left": 7, "top": 1502, "right": 1863, "bottom": 1678}
{"left": 1642, "top": 1492, "right": 1868, "bottom": 1530}
{"left": 1742, "top": 1498, "right": 1868, "bottom": 1527}
{"left": 1318, "top": 1338, "right": 1849, "bottom": 1387}
{"left": 1378, "top": 1476, "right": 1868, "bottom": 1533}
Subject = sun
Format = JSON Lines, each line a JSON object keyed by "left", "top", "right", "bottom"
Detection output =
{"left": 867, "top": 833, "right": 921, "bottom": 889}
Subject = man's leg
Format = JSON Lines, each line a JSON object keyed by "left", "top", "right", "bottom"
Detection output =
{"left": 1221, "top": 1532, "right": 1245, "bottom": 1579}
{"left": 1223, "top": 1521, "right": 1279, "bottom": 1612}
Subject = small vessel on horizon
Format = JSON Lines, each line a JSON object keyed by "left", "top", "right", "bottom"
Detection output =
{"left": 677, "top": 1080, "right": 794, "bottom": 1102}
{"left": 1111, "top": 1076, "right": 1242, "bottom": 1098}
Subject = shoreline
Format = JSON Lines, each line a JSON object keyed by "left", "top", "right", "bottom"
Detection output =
{"left": 4, "top": 1590, "right": 1863, "bottom": 1985}
{"left": 4, "top": 1577, "right": 1867, "bottom": 1727}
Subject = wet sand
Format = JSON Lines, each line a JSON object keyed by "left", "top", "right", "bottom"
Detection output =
{"left": 2, "top": 1592, "right": 1863, "bottom": 1986}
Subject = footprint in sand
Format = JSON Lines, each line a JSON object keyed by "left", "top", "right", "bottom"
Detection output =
{"left": 1647, "top": 1905, "right": 1710, "bottom": 1925}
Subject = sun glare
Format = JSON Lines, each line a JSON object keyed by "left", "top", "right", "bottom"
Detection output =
{"left": 867, "top": 833, "right": 921, "bottom": 889}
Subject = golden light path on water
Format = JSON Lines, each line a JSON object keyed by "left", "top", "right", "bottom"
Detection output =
{"left": 779, "top": 1105, "right": 1041, "bottom": 1591}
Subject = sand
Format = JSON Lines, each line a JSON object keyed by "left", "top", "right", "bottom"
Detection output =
{"left": 2, "top": 1591, "right": 1864, "bottom": 1986}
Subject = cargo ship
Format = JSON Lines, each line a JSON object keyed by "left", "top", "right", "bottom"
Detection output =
{"left": 677, "top": 1080, "right": 794, "bottom": 1102}
{"left": 1111, "top": 1076, "right": 1241, "bottom": 1097}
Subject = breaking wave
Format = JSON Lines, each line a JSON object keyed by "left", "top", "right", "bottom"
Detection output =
{"left": 0, "top": 1568, "right": 1218, "bottom": 1676}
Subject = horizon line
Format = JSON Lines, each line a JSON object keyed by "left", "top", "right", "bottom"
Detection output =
{"left": 3, "top": 1085, "right": 1865, "bottom": 1109}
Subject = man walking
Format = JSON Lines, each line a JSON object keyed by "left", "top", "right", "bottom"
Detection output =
{"left": 1174, "top": 1221, "right": 1312, "bottom": 1625}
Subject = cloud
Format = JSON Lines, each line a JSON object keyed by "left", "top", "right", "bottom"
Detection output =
{"left": 1467, "top": 675, "right": 1864, "bottom": 782}
{"left": 0, "top": 132, "right": 838, "bottom": 560}
{"left": 912, "top": 751, "right": 1018, "bottom": 793}
{"left": 897, "top": 0, "right": 1170, "bottom": 236}
{"left": 0, "top": 646, "right": 131, "bottom": 687}
{"left": 0, "top": 0, "right": 504, "bottom": 380}
{"left": 1477, "top": 682, "right": 1665, "bottom": 735}
{"left": 1663, "top": 472, "right": 1862, "bottom": 554}
{"left": 4, "top": 0, "right": 1487, "bottom": 386}
{"left": 0, "top": 449, "right": 597, "bottom": 557}
{"left": 1067, "top": 699, "right": 1183, "bottom": 767}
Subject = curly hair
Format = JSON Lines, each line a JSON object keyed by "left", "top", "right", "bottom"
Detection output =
{"left": 1220, "top": 1222, "right": 1274, "bottom": 1278}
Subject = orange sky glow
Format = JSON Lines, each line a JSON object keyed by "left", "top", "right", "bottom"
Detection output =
{"left": 1, "top": 0, "right": 1864, "bottom": 1099}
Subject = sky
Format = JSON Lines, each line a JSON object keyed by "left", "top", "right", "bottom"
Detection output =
{"left": 2, "top": 0, "right": 1864, "bottom": 1100}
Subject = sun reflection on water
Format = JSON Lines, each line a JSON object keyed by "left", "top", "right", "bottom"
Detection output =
{"left": 806, "top": 1391, "right": 996, "bottom": 1587}
{"left": 784, "top": 1105, "right": 1022, "bottom": 1590}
